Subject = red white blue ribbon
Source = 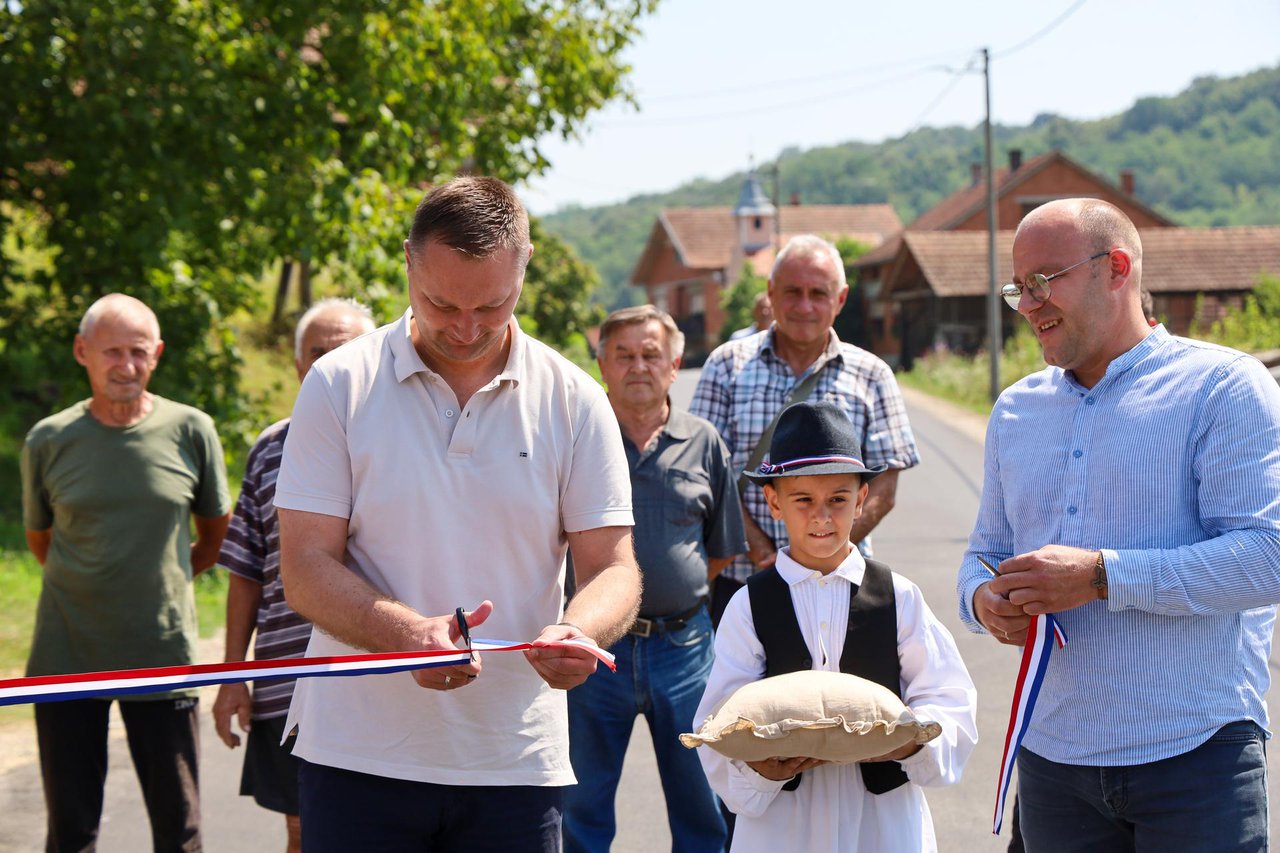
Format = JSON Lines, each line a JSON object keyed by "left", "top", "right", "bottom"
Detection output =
{"left": 992, "top": 613, "right": 1068, "bottom": 835}
{"left": 0, "top": 638, "right": 615, "bottom": 707}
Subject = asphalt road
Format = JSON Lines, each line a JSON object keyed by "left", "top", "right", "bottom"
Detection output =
{"left": 2, "top": 369, "right": 1276, "bottom": 851}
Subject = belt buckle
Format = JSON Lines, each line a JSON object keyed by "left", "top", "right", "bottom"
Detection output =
{"left": 631, "top": 617, "right": 654, "bottom": 638}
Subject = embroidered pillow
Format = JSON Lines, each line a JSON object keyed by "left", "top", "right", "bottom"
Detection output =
{"left": 680, "top": 670, "right": 941, "bottom": 763}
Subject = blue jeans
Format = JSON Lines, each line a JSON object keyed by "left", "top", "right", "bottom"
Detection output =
{"left": 564, "top": 606, "right": 726, "bottom": 853}
{"left": 1017, "top": 720, "right": 1269, "bottom": 852}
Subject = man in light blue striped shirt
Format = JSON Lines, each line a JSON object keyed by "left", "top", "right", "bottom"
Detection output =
{"left": 957, "top": 199, "right": 1280, "bottom": 852}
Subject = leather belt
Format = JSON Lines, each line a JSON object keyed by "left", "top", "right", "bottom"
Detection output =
{"left": 628, "top": 600, "right": 706, "bottom": 638}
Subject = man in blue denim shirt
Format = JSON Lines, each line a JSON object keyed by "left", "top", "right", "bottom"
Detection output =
{"left": 958, "top": 198, "right": 1280, "bottom": 852}
{"left": 565, "top": 306, "right": 747, "bottom": 853}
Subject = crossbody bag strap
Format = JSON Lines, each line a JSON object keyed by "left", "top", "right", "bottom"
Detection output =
{"left": 737, "top": 368, "right": 824, "bottom": 498}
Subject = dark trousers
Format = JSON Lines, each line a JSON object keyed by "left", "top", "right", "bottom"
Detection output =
{"left": 564, "top": 607, "right": 724, "bottom": 853}
{"left": 1017, "top": 720, "right": 1268, "bottom": 852}
{"left": 35, "top": 696, "right": 202, "bottom": 853}
{"left": 299, "top": 760, "right": 563, "bottom": 853}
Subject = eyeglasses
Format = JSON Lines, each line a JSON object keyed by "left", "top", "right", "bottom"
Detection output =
{"left": 1000, "top": 251, "right": 1111, "bottom": 310}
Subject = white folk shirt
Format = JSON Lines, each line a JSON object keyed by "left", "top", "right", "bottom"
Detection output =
{"left": 695, "top": 548, "right": 977, "bottom": 852}
{"left": 274, "top": 310, "right": 633, "bottom": 786}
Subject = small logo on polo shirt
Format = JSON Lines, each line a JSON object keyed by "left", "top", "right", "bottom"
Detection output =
{"left": 519, "top": 451, "right": 529, "bottom": 457}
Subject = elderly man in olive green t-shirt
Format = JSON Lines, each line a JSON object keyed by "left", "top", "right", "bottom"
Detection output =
{"left": 21, "top": 293, "right": 232, "bottom": 853}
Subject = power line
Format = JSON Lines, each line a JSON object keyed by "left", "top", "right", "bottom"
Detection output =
{"left": 597, "top": 64, "right": 949, "bottom": 128}
{"left": 901, "top": 0, "right": 1090, "bottom": 136}
{"left": 901, "top": 56, "right": 979, "bottom": 136}
{"left": 995, "top": 0, "right": 1089, "bottom": 58}
{"left": 642, "top": 49, "right": 976, "bottom": 103}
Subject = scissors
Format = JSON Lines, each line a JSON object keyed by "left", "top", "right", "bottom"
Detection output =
{"left": 455, "top": 606, "right": 476, "bottom": 662}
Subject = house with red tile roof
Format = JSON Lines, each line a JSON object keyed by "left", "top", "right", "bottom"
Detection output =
{"left": 878, "top": 225, "right": 1280, "bottom": 368}
{"left": 630, "top": 170, "right": 901, "bottom": 359}
{"left": 855, "top": 149, "right": 1175, "bottom": 366}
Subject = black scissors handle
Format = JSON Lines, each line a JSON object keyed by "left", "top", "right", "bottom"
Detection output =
{"left": 455, "top": 606, "right": 476, "bottom": 662}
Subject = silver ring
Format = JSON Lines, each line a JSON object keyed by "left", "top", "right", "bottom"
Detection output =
{"left": 444, "top": 676, "right": 452, "bottom": 687}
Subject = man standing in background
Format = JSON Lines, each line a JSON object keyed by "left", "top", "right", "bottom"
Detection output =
{"left": 213, "top": 298, "right": 375, "bottom": 853}
{"left": 21, "top": 293, "right": 231, "bottom": 853}
{"left": 565, "top": 306, "right": 745, "bottom": 853}
{"left": 728, "top": 292, "right": 773, "bottom": 340}
{"left": 691, "top": 234, "right": 918, "bottom": 625}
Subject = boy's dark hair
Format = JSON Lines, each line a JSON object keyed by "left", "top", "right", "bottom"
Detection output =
{"left": 408, "top": 176, "right": 530, "bottom": 259}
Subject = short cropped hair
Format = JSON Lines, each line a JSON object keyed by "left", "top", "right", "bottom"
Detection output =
{"left": 1077, "top": 199, "right": 1143, "bottom": 288}
{"left": 294, "top": 298, "right": 376, "bottom": 360}
{"left": 597, "top": 305, "right": 685, "bottom": 361}
{"left": 407, "top": 176, "right": 530, "bottom": 260}
{"left": 79, "top": 293, "right": 160, "bottom": 340}
{"left": 771, "top": 234, "right": 847, "bottom": 290}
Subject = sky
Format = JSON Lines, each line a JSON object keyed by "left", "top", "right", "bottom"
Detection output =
{"left": 523, "top": 0, "right": 1280, "bottom": 214}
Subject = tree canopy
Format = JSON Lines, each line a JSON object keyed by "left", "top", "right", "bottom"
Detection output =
{"left": 1, "top": 0, "right": 654, "bottom": 441}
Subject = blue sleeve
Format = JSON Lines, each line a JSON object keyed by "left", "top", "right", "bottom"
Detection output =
{"left": 1106, "top": 355, "right": 1280, "bottom": 615}
{"left": 956, "top": 402, "right": 1013, "bottom": 633}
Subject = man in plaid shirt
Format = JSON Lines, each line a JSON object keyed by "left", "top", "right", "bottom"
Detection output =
{"left": 690, "top": 234, "right": 919, "bottom": 624}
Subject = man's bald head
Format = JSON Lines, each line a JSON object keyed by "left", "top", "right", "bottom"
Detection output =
{"left": 294, "top": 298, "right": 377, "bottom": 380}
{"left": 79, "top": 293, "right": 161, "bottom": 342}
{"left": 1017, "top": 199, "right": 1143, "bottom": 287}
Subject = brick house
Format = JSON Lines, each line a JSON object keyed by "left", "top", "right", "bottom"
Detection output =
{"left": 877, "top": 227, "right": 1280, "bottom": 368}
{"left": 630, "top": 171, "right": 901, "bottom": 360}
{"left": 853, "top": 149, "right": 1174, "bottom": 366}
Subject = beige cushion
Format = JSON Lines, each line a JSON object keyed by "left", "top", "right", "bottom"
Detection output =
{"left": 680, "top": 670, "right": 942, "bottom": 763}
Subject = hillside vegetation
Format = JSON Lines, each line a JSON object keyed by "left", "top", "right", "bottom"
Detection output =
{"left": 545, "top": 65, "right": 1280, "bottom": 310}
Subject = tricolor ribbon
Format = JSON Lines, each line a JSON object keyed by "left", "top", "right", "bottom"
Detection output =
{"left": 992, "top": 612, "right": 1068, "bottom": 835}
{"left": 0, "top": 638, "right": 616, "bottom": 707}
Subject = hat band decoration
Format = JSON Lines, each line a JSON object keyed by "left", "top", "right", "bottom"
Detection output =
{"left": 757, "top": 455, "right": 866, "bottom": 475}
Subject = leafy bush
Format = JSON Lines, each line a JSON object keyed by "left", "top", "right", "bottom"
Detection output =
{"left": 1191, "top": 274, "right": 1280, "bottom": 353}
{"left": 719, "top": 262, "right": 767, "bottom": 342}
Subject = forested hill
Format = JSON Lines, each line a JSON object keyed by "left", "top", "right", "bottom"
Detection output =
{"left": 543, "top": 64, "right": 1280, "bottom": 311}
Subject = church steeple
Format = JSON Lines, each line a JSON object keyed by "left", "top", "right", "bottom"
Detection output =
{"left": 734, "top": 165, "right": 776, "bottom": 252}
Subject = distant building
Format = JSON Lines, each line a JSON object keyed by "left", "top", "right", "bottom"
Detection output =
{"left": 854, "top": 149, "right": 1174, "bottom": 367}
{"left": 630, "top": 170, "right": 901, "bottom": 360}
{"left": 877, "top": 227, "right": 1280, "bottom": 364}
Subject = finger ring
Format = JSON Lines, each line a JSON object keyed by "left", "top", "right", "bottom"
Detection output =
{"left": 1002, "top": 630, "right": 1009, "bottom": 639}
{"left": 444, "top": 676, "right": 452, "bottom": 687}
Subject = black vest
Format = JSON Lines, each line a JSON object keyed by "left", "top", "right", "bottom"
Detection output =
{"left": 747, "top": 558, "right": 909, "bottom": 794}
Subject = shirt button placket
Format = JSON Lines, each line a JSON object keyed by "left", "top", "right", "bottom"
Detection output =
{"left": 1063, "top": 390, "right": 1099, "bottom": 536}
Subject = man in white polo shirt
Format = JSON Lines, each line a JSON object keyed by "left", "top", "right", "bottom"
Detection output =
{"left": 274, "top": 176, "right": 640, "bottom": 853}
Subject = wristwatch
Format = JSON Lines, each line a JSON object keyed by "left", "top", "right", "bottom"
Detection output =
{"left": 1092, "top": 551, "right": 1108, "bottom": 600}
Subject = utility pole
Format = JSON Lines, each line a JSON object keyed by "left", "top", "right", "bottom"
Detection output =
{"left": 983, "top": 47, "right": 1001, "bottom": 403}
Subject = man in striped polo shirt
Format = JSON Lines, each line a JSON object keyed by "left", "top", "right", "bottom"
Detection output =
{"left": 212, "top": 298, "right": 375, "bottom": 851}
{"left": 958, "top": 198, "right": 1280, "bottom": 852}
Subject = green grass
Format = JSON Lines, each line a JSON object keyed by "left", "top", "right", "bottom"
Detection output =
{"left": 899, "top": 327, "right": 1050, "bottom": 415}
{"left": 0, "top": 542, "right": 41, "bottom": 675}
{"left": 0, "top": 540, "right": 233, "bottom": 676}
